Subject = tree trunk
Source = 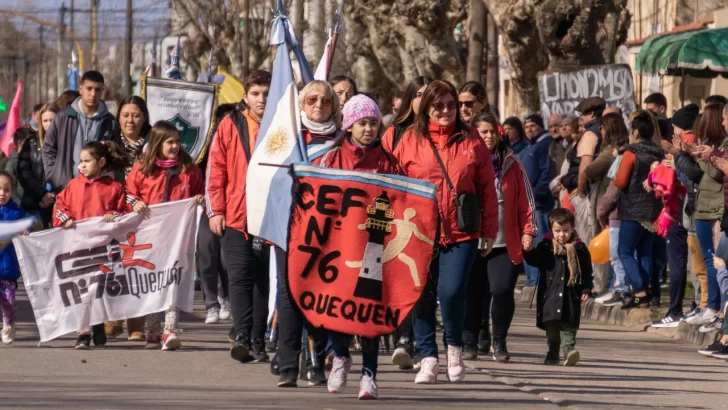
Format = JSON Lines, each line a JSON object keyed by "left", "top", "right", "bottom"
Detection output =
{"left": 466, "top": 0, "right": 485, "bottom": 82}
{"left": 305, "top": 0, "right": 327, "bottom": 66}
{"left": 290, "top": 0, "right": 304, "bottom": 43}
{"left": 485, "top": 10, "right": 499, "bottom": 109}
{"left": 482, "top": 0, "right": 630, "bottom": 114}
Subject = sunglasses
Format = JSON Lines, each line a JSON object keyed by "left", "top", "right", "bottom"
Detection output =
{"left": 459, "top": 101, "right": 476, "bottom": 109}
{"left": 305, "top": 96, "right": 333, "bottom": 107}
{"left": 431, "top": 101, "right": 457, "bottom": 112}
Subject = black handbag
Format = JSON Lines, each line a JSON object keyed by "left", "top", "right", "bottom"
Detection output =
{"left": 428, "top": 139, "right": 481, "bottom": 233}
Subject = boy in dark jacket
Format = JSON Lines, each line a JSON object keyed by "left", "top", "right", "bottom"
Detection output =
{"left": 524, "top": 208, "right": 593, "bottom": 366}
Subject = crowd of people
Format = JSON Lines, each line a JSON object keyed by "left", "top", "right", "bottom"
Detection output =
{"left": 0, "top": 67, "right": 727, "bottom": 401}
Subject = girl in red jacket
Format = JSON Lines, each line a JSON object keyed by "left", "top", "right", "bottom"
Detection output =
{"left": 392, "top": 80, "right": 498, "bottom": 385}
{"left": 320, "top": 94, "right": 400, "bottom": 400}
{"left": 53, "top": 140, "right": 129, "bottom": 349}
{"left": 126, "top": 121, "right": 204, "bottom": 351}
{"left": 462, "top": 112, "right": 536, "bottom": 362}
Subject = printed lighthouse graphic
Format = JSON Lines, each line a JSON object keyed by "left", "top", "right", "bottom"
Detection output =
{"left": 354, "top": 192, "right": 395, "bottom": 301}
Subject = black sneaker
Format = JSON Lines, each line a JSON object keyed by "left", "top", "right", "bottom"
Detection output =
{"left": 307, "top": 367, "right": 327, "bottom": 386}
{"left": 270, "top": 353, "right": 280, "bottom": 375}
{"left": 391, "top": 340, "right": 415, "bottom": 370}
{"left": 265, "top": 337, "right": 278, "bottom": 353}
{"left": 698, "top": 340, "right": 726, "bottom": 357}
{"left": 478, "top": 337, "right": 491, "bottom": 356}
{"left": 277, "top": 369, "right": 298, "bottom": 387}
{"left": 74, "top": 334, "right": 91, "bottom": 350}
{"left": 544, "top": 349, "right": 559, "bottom": 365}
{"left": 462, "top": 343, "right": 478, "bottom": 361}
{"left": 601, "top": 293, "right": 625, "bottom": 307}
{"left": 710, "top": 343, "right": 728, "bottom": 359}
{"left": 492, "top": 339, "right": 510, "bottom": 363}
{"left": 621, "top": 295, "right": 650, "bottom": 310}
{"left": 91, "top": 324, "right": 106, "bottom": 346}
{"left": 651, "top": 313, "right": 682, "bottom": 328}
{"left": 252, "top": 338, "right": 270, "bottom": 362}
{"left": 230, "top": 335, "right": 252, "bottom": 363}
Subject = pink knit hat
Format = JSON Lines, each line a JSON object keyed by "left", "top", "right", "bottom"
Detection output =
{"left": 341, "top": 94, "right": 381, "bottom": 131}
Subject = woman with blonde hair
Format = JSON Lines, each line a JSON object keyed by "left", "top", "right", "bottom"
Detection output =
{"left": 298, "top": 80, "right": 341, "bottom": 162}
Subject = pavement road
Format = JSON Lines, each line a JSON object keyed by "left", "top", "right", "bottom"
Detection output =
{"left": 1, "top": 286, "right": 726, "bottom": 409}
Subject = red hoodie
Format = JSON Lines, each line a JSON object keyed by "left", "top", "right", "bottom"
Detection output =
{"left": 499, "top": 151, "right": 537, "bottom": 264}
{"left": 126, "top": 162, "right": 204, "bottom": 206}
{"left": 315, "top": 138, "right": 402, "bottom": 175}
{"left": 53, "top": 174, "right": 127, "bottom": 227}
{"left": 392, "top": 120, "right": 498, "bottom": 245}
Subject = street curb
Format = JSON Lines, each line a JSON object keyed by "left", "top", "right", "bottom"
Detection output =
{"left": 519, "top": 286, "right": 716, "bottom": 346}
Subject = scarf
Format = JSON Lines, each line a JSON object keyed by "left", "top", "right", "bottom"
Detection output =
{"left": 156, "top": 157, "right": 179, "bottom": 169}
{"left": 553, "top": 237, "right": 580, "bottom": 287}
{"left": 301, "top": 111, "right": 337, "bottom": 135}
{"left": 491, "top": 153, "right": 502, "bottom": 180}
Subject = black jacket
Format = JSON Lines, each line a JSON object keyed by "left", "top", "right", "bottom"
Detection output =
{"left": 617, "top": 141, "right": 664, "bottom": 222}
{"left": 17, "top": 136, "right": 48, "bottom": 212}
{"left": 524, "top": 237, "right": 593, "bottom": 330}
{"left": 562, "top": 118, "right": 602, "bottom": 192}
{"left": 674, "top": 151, "right": 703, "bottom": 218}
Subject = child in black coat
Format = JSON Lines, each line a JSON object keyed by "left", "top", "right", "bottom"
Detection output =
{"left": 523, "top": 208, "right": 593, "bottom": 366}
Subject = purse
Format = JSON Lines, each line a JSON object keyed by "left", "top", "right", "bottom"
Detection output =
{"left": 428, "top": 139, "right": 481, "bottom": 233}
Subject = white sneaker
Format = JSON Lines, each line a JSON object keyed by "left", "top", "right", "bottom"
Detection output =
{"left": 358, "top": 370, "right": 379, "bottom": 400}
{"left": 685, "top": 309, "right": 717, "bottom": 326}
{"left": 414, "top": 357, "right": 438, "bottom": 384}
{"left": 699, "top": 317, "right": 723, "bottom": 333}
{"left": 161, "top": 332, "right": 181, "bottom": 351}
{"left": 205, "top": 307, "right": 220, "bottom": 324}
{"left": 681, "top": 307, "right": 702, "bottom": 321}
{"left": 1, "top": 324, "right": 15, "bottom": 344}
{"left": 446, "top": 345, "right": 466, "bottom": 382}
{"left": 327, "top": 356, "right": 352, "bottom": 393}
{"left": 595, "top": 290, "right": 616, "bottom": 304}
{"left": 219, "top": 298, "right": 232, "bottom": 321}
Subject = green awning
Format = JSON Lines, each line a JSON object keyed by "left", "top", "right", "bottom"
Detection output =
{"left": 635, "top": 28, "right": 728, "bottom": 78}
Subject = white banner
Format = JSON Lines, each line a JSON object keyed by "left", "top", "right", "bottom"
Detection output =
{"left": 13, "top": 199, "right": 199, "bottom": 342}
{"left": 142, "top": 76, "right": 218, "bottom": 164}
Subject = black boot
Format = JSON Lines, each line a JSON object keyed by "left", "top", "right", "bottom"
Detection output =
{"left": 462, "top": 343, "right": 478, "bottom": 361}
{"left": 230, "top": 334, "right": 252, "bottom": 363}
{"left": 270, "top": 353, "right": 280, "bottom": 375}
{"left": 252, "top": 338, "right": 270, "bottom": 362}
{"left": 544, "top": 347, "right": 560, "bottom": 365}
{"left": 92, "top": 324, "right": 106, "bottom": 346}
{"left": 307, "top": 349, "right": 327, "bottom": 386}
{"left": 492, "top": 339, "right": 510, "bottom": 363}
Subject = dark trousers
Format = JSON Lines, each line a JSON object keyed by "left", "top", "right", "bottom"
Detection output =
{"left": 666, "top": 224, "right": 688, "bottom": 316}
{"left": 463, "top": 247, "right": 520, "bottom": 346}
{"left": 198, "top": 213, "right": 228, "bottom": 310}
{"left": 222, "top": 228, "right": 269, "bottom": 341}
{"left": 544, "top": 320, "right": 577, "bottom": 355}
{"left": 414, "top": 239, "right": 478, "bottom": 358}
{"left": 330, "top": 332, "right": 380, "bottom": 377}
{"left": 274, "top": 248, "right": 328, "bottom": 373}
{"left": 652, "top": 235, "right": 667, "bottom": 300}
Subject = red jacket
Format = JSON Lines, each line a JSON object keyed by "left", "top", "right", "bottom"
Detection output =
{"left": 126, "top": 162, "right": 204, "bottom": 206}
{"left": 499, "top": 151, "right": 537, "bottom": 264}
{"left": 205, "top": 110, "right": 260, "bottom": 233}
{"left": 53, "top": 174, "right": 127, "bottom": 227}
{"left": 315, "top": 138, "right": 402, "bottom": 175}
{"left": 392, "top": 120, "right": 498, "bottom": 245}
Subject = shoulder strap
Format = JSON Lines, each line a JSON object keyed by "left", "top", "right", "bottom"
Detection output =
{"left": 427, "top": 138, "right": 457, "bottom": 196}
{"left": 229, "top": 109, "right": 251, "bottom": 161}
{"left": 391, "top": 125, "right": 404, "bottom": 151}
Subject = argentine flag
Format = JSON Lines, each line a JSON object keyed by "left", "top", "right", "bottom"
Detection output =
{"left": 246, "top": 2, "right": 313, "bottom": 250}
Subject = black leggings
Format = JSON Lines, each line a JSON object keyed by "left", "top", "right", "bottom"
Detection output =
{"left": 463, "top": 247, "right": 520, "bottom": 344}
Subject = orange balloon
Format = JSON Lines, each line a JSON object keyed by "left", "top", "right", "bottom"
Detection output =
{"left": 588, "top": 228, "right": 610, "bottom": 264}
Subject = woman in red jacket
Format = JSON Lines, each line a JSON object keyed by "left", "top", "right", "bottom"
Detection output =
{"left": 126, "top": 121, "right": 205, "bottom": 351}
{"left": 300, "top": 80, "right": 341, "bottom": 162}
{"left": 53, "top": 140, "right": 129, "bottom": 349}
{"left": 392, "top": 80, "right": 498, "bottom": 385}
{"left": 462, "top": 112, "right": 536, "bottom": 362}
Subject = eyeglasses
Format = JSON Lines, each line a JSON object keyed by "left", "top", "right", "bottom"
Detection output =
{"left": 459, "top": 101, "right": 476, "bottom": 109}
{"left": 305, "top": 96, "right": 333, "bottom": 107}
{"left": 431, "top": 101, "right": 457, "bottom": 112}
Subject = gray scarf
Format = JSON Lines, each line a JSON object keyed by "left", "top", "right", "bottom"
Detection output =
{"left": 301, "top": 111, "right": 337, "bottom": 135}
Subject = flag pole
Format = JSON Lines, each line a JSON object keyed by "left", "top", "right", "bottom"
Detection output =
{"left": 327, "top": 2, "right": 344, "bottom": 77}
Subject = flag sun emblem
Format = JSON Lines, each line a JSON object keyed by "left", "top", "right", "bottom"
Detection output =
{"left": 265, "top": 127, "right": 291, "bottom": 156}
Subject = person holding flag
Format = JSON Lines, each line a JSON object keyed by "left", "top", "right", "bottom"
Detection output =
{"left": 205, "top": 70, "right": 273, "bottom": 363}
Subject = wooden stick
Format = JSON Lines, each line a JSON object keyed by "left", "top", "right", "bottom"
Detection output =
{"left": 258, "top": 162, "right": 292, "bottom": 169}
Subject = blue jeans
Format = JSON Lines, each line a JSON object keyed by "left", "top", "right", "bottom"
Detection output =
{"left": 609, "top": 226, "right": 630, "bottom": 294}
{"left": 523, "top": 210, "right": 549, "bottom": 286}
{"left": 695, "top": 219, "right": 721, "bottom": 311}
{"left": 715, "top": 232, "right": 728, "bottom": 310}
{"left": 329, "top": 332, "right": 379, "bottom": 377}
{"left": 414, "top": 239, "right": 478, "bottom": 358}
{"left": 618, "top": 220, "right": 654, "bottom": 292}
